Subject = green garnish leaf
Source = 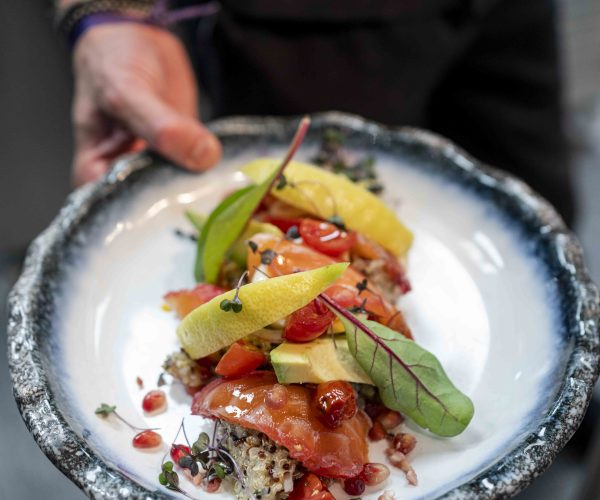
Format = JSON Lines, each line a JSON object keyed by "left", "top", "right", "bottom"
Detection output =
{"left": 195, "top": 185, "right": 255, "bottom": 282}
{"left": 158, "top": 472, "right": 167, "bottom": 486}
{"left": 185, "top": 210, "right": 206, "bottom": 232}
{"left": 192, "top": 432, "right": 210, "bottom": 456}
{"left": 212, "top": 463, "right": 226, "bottom": 479}
{"left": 194, "top": 117, "right": 310, "bottom": 283}
{"left": 95, "top": 403, "right": 116, "bottom": 417}
{"left": 323, "top": 296, "right": 474, "bottom": 437}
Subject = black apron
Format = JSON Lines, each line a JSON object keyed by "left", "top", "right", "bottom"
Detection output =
{"left": 195, "top": 0, "right": 573, "bottom": 224}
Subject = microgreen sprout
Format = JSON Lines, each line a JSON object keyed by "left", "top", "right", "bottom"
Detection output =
{"left": 94, "top": 403, "right": 159, "bottom": 431}
{"left": 259, "top": 248, "right": 277, "bottom": 265}
{"left": 327, "top": 215, "right": 347, "bottom": 230}
{"left": 349, "top": 298, "right": 369, "bottom": 315}
{"left": 220, "top": 271, "right": 248, "bottom": 313}
{"left": 159, "top": 461, "right": 180, "bottom": 491}
{"left": 157, "top": 372, "right": 167, "bottom": 387}
{"left": 285, "top": 225, "right": 300, "bottom": 240}
{"left": 175, "top": 228, "right": 198, "bottom": 242}
{"left": 275, "top": 174, "right": 288, "bottom": 190}
{"left": 356, "top": 278, "right": 368, "bottom": 294}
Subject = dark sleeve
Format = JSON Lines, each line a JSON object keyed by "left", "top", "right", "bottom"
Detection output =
{"left": 427, "top": 0, "right": 574, "bottom": 225}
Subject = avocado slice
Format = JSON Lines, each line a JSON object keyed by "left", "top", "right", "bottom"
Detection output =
{"left": 177, "top": 263, "right": 348, "bottom": 359}
{"left": 270, "top": 337, "right": 373, "bottom": 385}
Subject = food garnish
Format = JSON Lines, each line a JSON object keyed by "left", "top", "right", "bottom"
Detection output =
{"left": 95, "top": 403, "right": 162, "bottom": 449}
{"left": 322, "top": 295, "right": 474, "bottom": 437}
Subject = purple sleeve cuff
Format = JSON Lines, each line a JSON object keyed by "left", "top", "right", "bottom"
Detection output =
{"left": 68, "top": 12, "right": 154, "bottom": 50}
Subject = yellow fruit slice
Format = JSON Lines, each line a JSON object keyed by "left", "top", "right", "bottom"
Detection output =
{"left": 177, "top": 262, "right": 348, "bottom": 359}
{"left": 242, "top": 159, "right": 413, "bottom": 256}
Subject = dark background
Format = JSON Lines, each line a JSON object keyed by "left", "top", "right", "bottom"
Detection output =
{"left": 1, "top": 1, "right": 599, "bottom": 499}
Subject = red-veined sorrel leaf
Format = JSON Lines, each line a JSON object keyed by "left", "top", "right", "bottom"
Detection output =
{"left": 321, "top": 294, "right": 474, "bottom": 437}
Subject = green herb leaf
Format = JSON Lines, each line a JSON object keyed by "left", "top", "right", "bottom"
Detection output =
{"left": 212, "top": 462, "right": 226, "bottom": 479}
{"left": 323, "top": 296, "right": 474, "bottom": 437}
{"left": 192, "top": 432, "right": 210, "bottom": 456}
{"left": 185, "top": 210, "right": 206, "bottom": 232}
{"left": 95, "top": 403, "right": 116, "bottom": 417}
{"left": 194, "top": 117, "right": 310, "bottom": 283}
{"left": 195, "top": 185, "right": 255, "bottom": 282}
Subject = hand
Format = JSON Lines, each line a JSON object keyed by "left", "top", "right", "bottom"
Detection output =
{"left": 71, "top": 23, "right": 221, "bottom": 186}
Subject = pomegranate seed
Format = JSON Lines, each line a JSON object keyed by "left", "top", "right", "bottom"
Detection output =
{"left": 376, "top": 410, "right": 403, "bottom": 430}
{"left": 364, "top": 402, "right": 384, "bottom": 420}
{"left": 136, "top": 376, "right": 144, "bottom": 389}
{"left": 142, "top": 390, "right": 167, "bottom": 414}
{"left": 393, "top": 432, "right": 417, "bottom": 455}
{"left": 360, "top": 463, "right": 390, "bottom": 486}
{"left": 132, "top": 430, "right": 162, "bottom": 449}
{"left": 368, "top": 421, "right": 387, "bottom": 441}
{"left": 386, "top": 449, "right": 418, "bottom": 486}
{"left": 314, "top": 381, "right": 357, "bottom": 428}
{"left": 344, "top": 477, "right": 366, "bottom": 496}
{"left": 266, "top": 384, "right": 288, "bottom": 410}
{"left": 203, "top": 477, "right": 221, "bottom": 492}
{"left": 170, "top": 444, "right": 191, "bottom": 463}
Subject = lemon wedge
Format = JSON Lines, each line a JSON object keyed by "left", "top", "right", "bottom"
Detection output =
{"left": 242, "top": 159, "right": 413, "bottom": 256}
{"left": 177, "top": 262, "right": 348, "bottom": 359}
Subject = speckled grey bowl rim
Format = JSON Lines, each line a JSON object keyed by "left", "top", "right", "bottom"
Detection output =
{"left": 7, "top": 112, "right": 600, "bottom": 499}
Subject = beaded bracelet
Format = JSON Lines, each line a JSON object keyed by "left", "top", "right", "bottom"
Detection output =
{"left": 56, "top": 0, "right": 220, "bottom": 49}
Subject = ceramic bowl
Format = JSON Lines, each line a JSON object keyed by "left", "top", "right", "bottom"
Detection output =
{"left": 8, "top": 112, "right": 600, "bottom": 499}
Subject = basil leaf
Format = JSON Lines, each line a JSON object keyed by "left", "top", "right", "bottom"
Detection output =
{"left": 325, "top": 297, "right": 474, "bottom": 437}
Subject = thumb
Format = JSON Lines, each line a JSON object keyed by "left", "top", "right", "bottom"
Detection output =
{"left": 112, "top": 88, "right": 222, "bottom": 171}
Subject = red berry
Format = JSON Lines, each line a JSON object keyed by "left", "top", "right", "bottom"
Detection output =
{"left": 132, "top": 430, "right": 162, "bottom": 449}
{"left": 393, "top": 432, "right": 417, "bottom": 455}
{"left": 170, "top": 444, "right": 191, "bottom": 463}
{"left": 376, "top": 410, "right": 403, "bottom": 430}
{"left": 368, "top": 421, "right": 387, "bottom": 441}
{"left": 360, "top": 463, "right": 390, "bottom": 486}
{"left": 204, "top": 477, "right": 221, "bottom": 492}
{"left": 142, "top": 390, "right": 167, "bottom": 413}
{"left": 343, "top": 477, "right": 366, "bottom": 496}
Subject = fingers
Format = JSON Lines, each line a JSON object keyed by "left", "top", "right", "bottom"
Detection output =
{"left": 72, "top": 126, "right": 137, "bottom": 186}
{"left": 107, "top": 88, "right": 222, "bottom": 172}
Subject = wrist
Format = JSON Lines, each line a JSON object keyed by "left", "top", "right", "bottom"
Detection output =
{"left": 56, "top": 0, "right": 156, "bottom": 49}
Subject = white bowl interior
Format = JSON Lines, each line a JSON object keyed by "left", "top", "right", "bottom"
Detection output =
{"left": 51, "top": 145, "right": 562, "bottom": 499}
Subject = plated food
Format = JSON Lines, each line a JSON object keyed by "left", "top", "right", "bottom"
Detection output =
{"left": 143, "top": 118, "right": 474, "bottom": 498}
{"left": 9, "top": 113, "right": 597, "bottom": 500}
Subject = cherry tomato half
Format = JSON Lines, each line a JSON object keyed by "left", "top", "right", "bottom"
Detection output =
{"left": 215, "top": 342, "right": 266, "bottom": 378}
{"left": 299, "top": 219, "right": 357, "bottom": 257}
{"left": 283, "top": 299, "right": 334, "bottom": 342}
{"left": 288, "top": 473, "right": 335, "bottom": 500}
{"left": 262, "top": 216, "right": 304, "bottom": 233}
